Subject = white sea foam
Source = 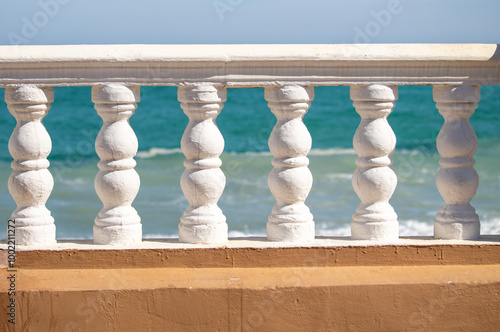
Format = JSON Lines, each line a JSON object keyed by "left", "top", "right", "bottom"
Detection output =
{"left": 56, "top": 235, "right": 92, "bottom": 240}
{"left": 136, "top": 147, "right": 183, "bottom": 158}
{"left": 60, "top": 219, "right": 500, "bottom": 241}
{"left": 399, "top": 220, "right": 434, "bottom": 237}
{"left": 228, "top": 230, "right": 266, "bottom": 238}
{"left": 316, "top": 223, "right": 351, "bottom": 237}
{"left": 480, "top": 218, "right": 500, "bottom": 234}
{"left": 226, "top": 151, "right": 272, "bottom": 157}
{"left": 316, "top": 218, "right": 500, "bottom": 237}
{"left": 142, "top": 233, "right": 179, "bottom": 239}
{"left": 309, "top": 148, "right": 356, "bottom": 156}
{"left": 324, "top": 173, "right": 352, "bottom": 180}
{"left": 58, "top": 177, "right": 89, "bottom": 186}
{"left": 137, "top": 147, "right": 356, "bottom": 159}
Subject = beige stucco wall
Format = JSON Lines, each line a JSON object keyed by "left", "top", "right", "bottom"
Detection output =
{"left": 1, "top": 242, "right": 499, "bottom": 331}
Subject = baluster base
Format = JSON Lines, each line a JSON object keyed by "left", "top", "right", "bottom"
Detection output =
{"left": 435, "top": 203, "right": 480, "bottom": 240}
{"left": 93, "top": 223, "right": 142, "bottom": 245}
{"left": 14, "top": 223, "right": 56, "bottom": 246}
{"left": 434, "top": 221, "right": 480, "bottom": 240}
{"left": 179, "top": 222, "right": 228, "bottom": 244}
{"left": 93, "top": 206, "right": 142, "bottom": 245}
{"left": 267, "top": 221, "right": 315, "bottom": 242}
{"left": 351, "top": 220, "right": 398, "bottom": 241}
{"left": 267, "top": 202, "right": 314, "bottom": 242}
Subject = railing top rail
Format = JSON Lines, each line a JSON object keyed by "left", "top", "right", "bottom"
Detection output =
{"left": 0, "top": 44, "right": 499, "bottom": 86}
{"left": 1, "top": 44, "right": 499, "bottom": 63}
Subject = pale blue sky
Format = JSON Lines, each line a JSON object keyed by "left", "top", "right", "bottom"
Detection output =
{"left": 0, "top": 0, "right": 498, "bottom": 45}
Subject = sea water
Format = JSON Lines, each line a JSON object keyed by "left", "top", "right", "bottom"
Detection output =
{"left": 0, "top": 86, "right": 499, "bottom": 240}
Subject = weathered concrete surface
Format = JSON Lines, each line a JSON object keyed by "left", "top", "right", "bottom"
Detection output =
{"left": 1, "top": 44, "right": 499, "bottom": 87}
{"left": 351, "top": 84, "right": 399, "bottom": 240}
{"left": 92, "top": 84, "right": 142, "bottom": 246}
{"left": 1, "top": 243, "right": 499, "bottom": 331}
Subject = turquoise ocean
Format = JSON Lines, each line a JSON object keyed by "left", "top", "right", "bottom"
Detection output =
{"left": 1, "top": 86, "right": 499, "bottom": 240}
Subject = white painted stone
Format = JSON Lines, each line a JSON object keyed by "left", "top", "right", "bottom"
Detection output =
{"left": 178, "top": 84, "right": 228, "bottom": 244}
{"left": 5, "top": 86, "right": 56, "bottom": 246}
{"left": 350, "top": 85, "right": 398, "bottom": 240}
{"left": 0, "top": 44, "right": 498, "bottom": 247}
{"left": 1, "top": 44, "right": 499, "bottom": 87}
{"left": 433, "top": 85, "right": 480, "bottom": 240}
{"left": 265, "top": 85, "right": 315, "bottom": 242}
{"left": 92, "top": 84, "right": 142, "bottom": 245}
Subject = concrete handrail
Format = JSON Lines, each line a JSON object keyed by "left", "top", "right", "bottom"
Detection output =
{"left": 0, "top": 44, "right": 499, "bottom": 86}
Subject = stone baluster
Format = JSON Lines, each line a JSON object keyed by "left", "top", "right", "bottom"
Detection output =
{"left": 178, "top": 84, "right": 227, "bottom": 243}
{"left": 265, "top": 85, "right": 315, "bottom": 242}
{"left": 350, "top": 85, "right": 398, "bottom": 240}
{"left": 433, "top": 85, "right": 480, "bottom": 240}
{"left": 5, "top": 86, "right": 56, "bottom": 246}
{"left": 92, "top": 84, "right": 141, "bottom": 245}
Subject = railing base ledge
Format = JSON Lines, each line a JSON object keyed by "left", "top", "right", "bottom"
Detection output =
{"left": 1, "top": 242, "right": 499, "bottom": 331}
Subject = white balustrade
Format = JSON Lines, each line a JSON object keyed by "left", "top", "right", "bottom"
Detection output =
{"left": 265, "top": 85, "right": 315, "bottom": 242}
{"left": 433, "top": 85, "right": 480, "bottom": 240}
{"left": 350, "top": 85, "right": 398, "bottom": 240}
{"left": 5, "top": 86, "right": 56, "bottom": 246}
{"left": 178, "top": 84, "right": 228, "bottom": 243}
{"left": 0, "top": 45, "right": 498, "bottom": 246}
{"left": 92, "top": 84, "right": 142, "bottom": 245}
